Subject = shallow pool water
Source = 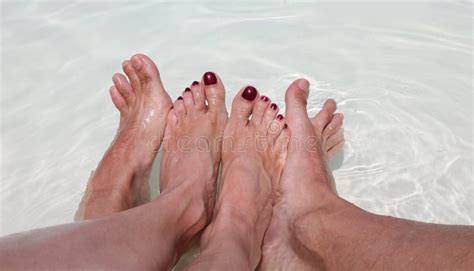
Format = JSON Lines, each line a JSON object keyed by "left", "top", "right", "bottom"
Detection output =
{"left": 1, "top": 1, "right": 473, "bottom": 235}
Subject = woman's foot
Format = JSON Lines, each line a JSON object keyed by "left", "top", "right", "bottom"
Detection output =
{"left": 186, "top": 87, "right": 290, "bottom": 270}
{"left": 259, "top": 79, "right": 345, "bottom": 270}
{"left": 75, "top": 54, "right": 172, "bottom": 220}
{"left": 159, "top": 71, "right": 228, "bottom": 252}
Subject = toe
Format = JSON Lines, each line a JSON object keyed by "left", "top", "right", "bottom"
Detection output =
{"left": 250, "top": 95, "right": 271, "bottom": 126}
{"left": 112, "top": 73, "right": 134, "bottom": 105}
{"left": 326, "top": 128, "right": 344, "bottom": 151}
{"left": 327, "top": 140, "right": 345, "bottom": 159}
{"left": 284, "top": 78, "right": 313, "bottom": 135}
{"left": 182, "top": 87, "right": 195, "bottom": 113}
{"left": 311, "top": 99, "right": 337, "bottom": 134}
{"left": 122, "top": 60, "right": 141, "bottom": 92}
{"left": 262, "top": 103, "right": 279, "bottom": 132}
{"left": 202, "top": 72, "right": 226, "bottom": 115}
{"left": 190, "top": 81, "right": 206, "bottom": 112}
{"left": 174, "top": 97, "right": 186, "bottom": 118}
{"left": 109, "top": 86, "right": 127, "bottom": 113}
{"left": 229, "top": 86, "right": 259, "bottom": 126}
{"left": 130, "top": 54, "right": 164, "bottom": 87}
{"left": 322, "top": 113, "right": 344, "bottom": 139}
{"left": 267, "top": 114, "right": 285, "bottom": 141}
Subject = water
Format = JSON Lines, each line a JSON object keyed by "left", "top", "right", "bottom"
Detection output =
{"left": 1, "top": 1, "right": 472, "bottom": 236}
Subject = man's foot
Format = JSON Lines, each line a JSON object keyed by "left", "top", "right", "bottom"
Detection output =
{"left": 159, "top": 72, "right": 228, "bottom": 252}
{"left": 186, "top": 87, "right": 290, "bottom": 270}
{"left": 259, "top": 79, "right": 345, "bottom": 270}
{"left": 75, "top": 54, "right": 172, "bottom": 220}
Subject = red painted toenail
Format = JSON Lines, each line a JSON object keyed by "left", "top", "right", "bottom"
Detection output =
{"left": 185, "top": 87, "right": 191, "bottom": 92}
{"left": 242, "top": 86, "right": 257, "bottom": 101}
{"left": 284, "top": 124, "right": 288, "bottom": 129}
{"left": 178, "top": 96, "right": 183, "bottom": 100}
{"left": 192, "top": 81, "right": 199, "bottom": 86}
{"left": 277, "top": 114, "right": 284, "bottom": 120}
{"left": 203, "top": 72, "right": 217, "bottom": 85}
{"left": 260, "top": 96, "right": 269, "bottom": 102}
{"left": 271, "top": 103, "right": 278, "bottom": 110}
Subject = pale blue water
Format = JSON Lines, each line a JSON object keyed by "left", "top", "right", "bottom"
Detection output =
{"left": 1, "top": 1, "right": 473, "bottom": 236}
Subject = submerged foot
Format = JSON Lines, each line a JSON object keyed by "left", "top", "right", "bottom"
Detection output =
{"left": 259, "top": 79, "right": 344, "bottom": 270}
{"left": 76, "top": 54, "right": 172, "bottom": 220}
{"left": 159, "top": 72, "right": 228, "bottom": 253}
{"left": 187, "top": 86, "right": 290, "bottom": 270}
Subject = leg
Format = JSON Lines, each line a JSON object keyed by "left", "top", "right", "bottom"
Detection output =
{"left": 0, "top": 182, "right": 214, "bottom": 270}
{"left": 186, "top": 87, "right": 290, "bottom": 270}
{"left": 260, "top": 79, "right": 474, "bottom": 270}
{"left": 76, "top": 54, "right": 172, "bottom": 220}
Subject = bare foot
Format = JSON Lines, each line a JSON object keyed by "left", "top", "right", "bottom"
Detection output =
{"left": 186, "top": 87, "right": 290, "bottom": 270}
{"left": 75, "top": 54, "right": 172, "bottom": 220}
{"left": 259, "top": 79, "right": 344, "bottom": 270}
{"left": 159, "top": 71, "right": 227, "bottom": 252}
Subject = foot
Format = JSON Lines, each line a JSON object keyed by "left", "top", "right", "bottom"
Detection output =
{"left": 75, "top": 54, "right": 172, "bottom": 220}
{"left": 259, "top": 79, "right": 345, "bottom": 270}
{"left": 186, "top": 87, "right": 290, "bottom": 270}
{"left": 159, "top": 71, "right": 227, "bottom": 252}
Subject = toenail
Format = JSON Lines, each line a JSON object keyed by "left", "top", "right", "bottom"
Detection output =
{"left": 178, "top": 96, "right": 183, "bottom": 100}
{"left": 277, "top": 114, "right": 284, "bottom": 120}
{"left": 131, "top": 56, "right": 143, "bottom": 70}
{"left": 297, "top": 79, "right": 310, "bottom": 90}
{"left": 271, "top": 103, "right": 278, "bottom": 110}
{"left": 185, "top": 87, "right": 191, "bottom": 92}
{"left": 260, "top": 96, "right": 269, "bottom": 102}
{"left": 192, "top": 81, "right": 199, "bottom": 86}
{"left": 242, "top": 86, "right": 258, "bottom": 101}
{"left": 203, "top": 72, "right": 217, "bottom": 85}
{"left": 284, "top": 124, "right": 288, "bottom": 129}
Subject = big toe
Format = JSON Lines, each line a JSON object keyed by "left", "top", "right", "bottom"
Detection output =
{"left": 284, "top": 78, "right": 314, "bottom": 135}
{"left": 202, "top": 72, "right": 226, "bottom": 115}
{"left": 228, "top": 86, "right": 259, "bottom": 126}
{"left": 131, "top": 54, "right": 165, "bottom": 90}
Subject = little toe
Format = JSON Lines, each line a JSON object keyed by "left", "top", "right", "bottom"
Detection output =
{"left": 326, "top": 128, "right": 344, "bottom": 151}
{"left": 250, "top": 95, "right": 271, "bottom": 126}
{"left": 311, "top": 99, "right": 337, "bottom": 135}
{"left": 112, "top": 73, "right": 134, "bottom": 105}
{"left": 267, "top": 114, "right": 285, "bottom": 140}
{"left": 190, "top": 81, "right": 206, "bottom": 112}
{"left": 174, "top": 97, "right": 186, "bottom": 118}
{"left": 202, "top": 72, "right": 226, "bottom": 115}
{"left": 322, "top": 112, "right": 344, "bottom": 139}
{"left": 109, "top": 86, "right": 127, "bottom": 113}
{"left": 228, "top": 85, "right": 259, "bottom": 126}
{"left": 327, "top": 140, "right": 345, "bottom": 160}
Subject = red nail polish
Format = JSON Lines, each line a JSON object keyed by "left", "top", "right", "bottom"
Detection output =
{"left": 185, "top": 87, "right": 191, "bottom": 92}
{"left": 277, "top": 114, "right": 284, "bottom": 120}
{"left": 284, "top": 124, "right": 288, "bottom": 129}
{"left": 203, "top": 72, "right": 217, "bottom": 85}
{"left": 178, "top": 96, "right": 183, "bottom": 100}
{"left": 192, "top": 81, "right": 199, "bottom": 86}
{"left": 271, "top": 103, "right": 278, "bottom": 110}
{"left": 242, "top": 86, "right": 258, "bottom": 101}
{"left": 260, "top": 96, "right": 269, "bottom": 102}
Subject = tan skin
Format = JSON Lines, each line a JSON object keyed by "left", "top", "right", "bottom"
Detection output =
{"left": 0, "top": 55, "right": 472, "bottom": 270}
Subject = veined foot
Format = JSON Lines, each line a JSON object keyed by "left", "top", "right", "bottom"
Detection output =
{"left": 186, "top": 87, "right": 290, "bottom": 270}
{"left": 159, "top": 72, "right": 227, "bottom": 252}
{"left": 75, "top": 54, "right": 172, "bottom": 220}
{"left": 259, "top": 79, "right": 344, "bottom": 270}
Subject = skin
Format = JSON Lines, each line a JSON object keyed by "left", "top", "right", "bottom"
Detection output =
{"left": 75, "top": 54, "right": 172, "bottom": 219}
{"left": 258, "top": 79, "right": 474, "bottom": 270}
{"left": 0, "top": 55, "right": 223, "bottom": 270}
